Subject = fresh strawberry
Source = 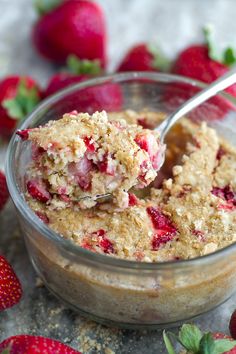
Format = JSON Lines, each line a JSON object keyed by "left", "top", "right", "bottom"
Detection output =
{"left": 117, "top": 43, "right": 170, "bottom": 72}
{"left": 0, "top": 334, "right": 81, "bottom": 353}
{"left": 0, "top": 171, "right": 9, "bottom": 211}
{"left": 44, "top": 55, "right": 102, "bottom": 97}
{"left": 0, "top": 76, "right": 41, "bottom": 139}
{"left": 171, "top": 26, "right": 236, "bottom": 118}
{"left": 68, "top": 156, "right": 93, "bottom": 191}
{"left": 32, "top": 0, "right": 107, "bottom": 67}
{"left": 164, "top": 324, "right": 236, "bottom": 354}
{"left": 230, "top": 310, "right": 236, "bottom": 339}
{"left": 128, "top": 193, "right": 139, "bottom": 206}
{"left": 0, "top": 255, "right": 22, "bottom": 311}
{"left": 27, "top": 179, "right": 51, "bottom": 203}
{"left": 43, "top": 55, "right": 123, "bottom": 113}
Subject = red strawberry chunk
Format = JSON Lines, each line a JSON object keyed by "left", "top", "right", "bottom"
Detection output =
{"left": 16, "top": 129, "right": 31, "bottom": 141}
{"left": 137, "top": 118, "right": 152, "bottom": 129}
{"left": 216, "top": 147, "right": 226, "bottom": 160}
{"left": 27, "top": 179, "right": 51, "bottom": 203}
{"left": 0, "top": 255, "right": 22, "bottom": 311}
{"left": 84, "top": 136, "right": 95, "bottom": 152}
{"left": 83, "top": 230, "right": 114, "bottom": 254}
{"left": 135, "top": 133, "right": 160, "bottom": 169}
{"left": 97, "top": 154, "right": 115, "bottom": 176}
{"left": 0, "top": 171, "right": 9, "bottom": 211}
{"left": 0, "top": 334, "right": 81, "bottom": 353}
{"left": 35, "top": 211, "right": 49, "bottom": 224}
{"left": 68, "top": 156, "right": 93, "bottom": 191}
{"left": 147, "top": 207, "right": 177, "bottom": 250}
{"left": 128, "top": 193, "right": 139, "bottom": 206}
{"left": 212, "top": 186, "right": 236, "bottom": 204}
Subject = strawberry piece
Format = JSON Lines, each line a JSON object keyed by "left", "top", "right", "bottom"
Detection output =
{"left": 212, "top": 185, "right": 236, "bottom": 204}
{"left": 0, "top": 76, "right": 41, "bottom": 139}
{"left": 147, "top": 207, "right": 177, "bottom": 250}
{"left": 230, "top": 310, "right": 236, "bottom": 339}
{"left": 35, "top": 211, "right": 49, "bottom": 224}
{"left": 32, "top": 0, "right": 107, "bottom": 67}
{"left": 97, "top": 154, "right": 115, "bottom": 176}
{"left": 84, "top": 136, "right": 95, "bottom": 152}
{"left": 216, "top": 147, "right": 226, "bottom": 160}
{"left": 27, "top": 179, "right": 51, "bottom": 203}
{"left": 128, "top": 193, "right": 139, "bottom": 206}
{"left": 92, "top": 229, "right": 114, "bottom": 254}
{"left": 68, "top": 156, "right": 93, "bottom": 190}
{"left": 0, "top": 255, "right": 22, "bottom": 310}
{"left": 117, "top": 43, "right": 169, "bottom": 72}
{"left": 0, "top": 171, "right": 9, "bottom": 212}
{"left": 16, "top": 129, "right": 32, "bottom": 141}
{"left": 135, "top": 133, "right": 160, "bottom": 169}
{"left": 0, "top": 334, "right": 80, "bottom": 353}
{"left": 137, "top": 117, "right": 153, "bottom": 129}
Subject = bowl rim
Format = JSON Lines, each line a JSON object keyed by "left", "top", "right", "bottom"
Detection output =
{"left": 6, "top": 71, "right": 236, "bottom": 271}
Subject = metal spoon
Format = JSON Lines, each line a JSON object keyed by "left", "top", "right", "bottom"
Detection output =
{"left": 79, "top": 69, "right": 236, "bottom": 203}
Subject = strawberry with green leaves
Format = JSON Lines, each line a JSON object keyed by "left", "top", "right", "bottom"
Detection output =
{"left": 0, "top": 334, "right": 81, "bottom": 353}
{"left": 164, "top": 324, "right": 236, "bottom": 354}
{"left": 0, "top": 76, "right": 41, "bottom": 139}
{"left": 32, "top": 0, "right": 107, "bottom": 67}
{"left": 172, "top": 26, "right": 236, "bottom": 98}
{"left": 117, "top": 43, "right": 170, "bottom": 72}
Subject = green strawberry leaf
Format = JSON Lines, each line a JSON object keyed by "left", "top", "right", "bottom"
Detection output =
{"left": 2, "top": 79, "right": 40, "bottom": 120}
{"left": 222, "top": 47, "right": 236, "bottom": 66}
{"left": 163, "top": 330, "right": 177, "bottom": 354}
{"left": 148, "top": 44, "right": 171, "bottom": 72}
{"left": 203, "top": 24, "right": 220, "bottom": 62}
{"left": 199, "top": 333, "right": 216, "bottom": 354}
{"left": 214, "top": 339, "right": 236, "bottom": 354}
{"left": 34, "top": 0, "right": 62, "bottom": 16}
{"left": 178, "top": 324, "right": 202, "bottom": 352}
{"left": 67, "top": 55, "right": 102, "bottom": 76}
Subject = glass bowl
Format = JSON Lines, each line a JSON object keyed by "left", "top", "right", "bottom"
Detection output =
{"left": 6, "top": 72, "right": 236, "bottom": 329}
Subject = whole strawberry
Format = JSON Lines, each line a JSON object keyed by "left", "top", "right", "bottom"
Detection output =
{"left": 172, "top": 26, "right": 236, "bottom": 97}
{"left": 33, "top": 0, "right": 107, "bottom": 67}
{"left": 230, "top": 310, "right": 236, "bottom": 339}
{"left": 0, "top": 76, "right": 41, "bottom": 139}
{"left": 0, "top": 171, "right": 9, "bottom": 211}
{"left": 44, "top": 55, "right": 123, "bottom": 113}
{"left": 0, "top": 335, "right": 81, "bottom": 353}
{"left": 117, "top": 43, "right": 170, "bottom": 72}
{"left": 0, "top": 255, "right": 22, "bottom": 311}
{"left": 164, "top": 324, "right": 236, "bottom": 354}
{"left": 44, "top": 55, "right": 102, "bottom": 97}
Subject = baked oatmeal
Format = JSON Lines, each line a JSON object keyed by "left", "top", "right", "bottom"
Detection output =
{"left": 17, "top": 110, "right": 164, "bottom": 209}
{"left": 22, "top": 110, "right": 236, "bottom": 262}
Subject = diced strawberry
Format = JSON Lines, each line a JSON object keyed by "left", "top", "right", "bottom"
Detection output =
{"left": 84, "top": 136, "right": 95, "bottom": 152}
{"left": 212, "top": 185, "right": 236, "bottom": 204}
{"left": 68, "top": 156, "right": 93, "bottom": 191}
{"left": 218, "top": 203, "right": 236, "bottom": 211}
{"left": 137, "top": 118, "right": 153, "bottom": 129}
{"left": 31, "top": 144, "right": 45, "bottom": 160}
{"left": 128, "top": 193, "right": 139, "bottom": 206}
{"left": 135, "top": 133, "right": 160, "bottom": 169}
{"left": 216, "top": 147, "right": 226, "bottom": 160}
{"left": 83, "top": 229, "right": 114, "bottom": 254}
{"left": 192, "top": 229, "right": 205, "bottom": 241}
{"left": 27, "top": 179, "right": 51, "bottom": 203}
{"left": 99, "top": 235, "right": 114, "bottom": 254}
{"left": 60, "top": 194, "right": 71, "bottom": 203}
{"left": 35, "top": 211, "right": 49, "bottom": 224}
{"left": 147, "top": 207, "right": 177, "bottom": 250}
{"left": 97, "top": 154, "right": 115, "bottom": 176}
{"left": 16, "top": 129, "right": 31, "bottom": 141}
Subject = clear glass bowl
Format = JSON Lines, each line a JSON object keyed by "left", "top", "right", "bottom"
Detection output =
{"left": 6, "top": 72, "right": 236, "bottom": 329}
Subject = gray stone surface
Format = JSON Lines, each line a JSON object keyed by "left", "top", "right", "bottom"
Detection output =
{"left": 1, "top": 0, "right": 236, "bottom": 352}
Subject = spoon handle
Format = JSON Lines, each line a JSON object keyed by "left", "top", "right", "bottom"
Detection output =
{"left": 157, "top": 68, "right": 236, "bottom": 140}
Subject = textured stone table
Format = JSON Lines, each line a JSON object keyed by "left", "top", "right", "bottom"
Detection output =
{"left": 1, "top": 0, "right": 236, "bottom": 352}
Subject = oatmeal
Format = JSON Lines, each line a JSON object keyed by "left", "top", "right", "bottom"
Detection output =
{"left": 24, "top": 110, "right": 236, "bottom": 262}
{"left": 17, "top": 110, "right": 163, "bottom": 209}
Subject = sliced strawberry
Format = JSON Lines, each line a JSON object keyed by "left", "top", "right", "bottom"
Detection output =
{"left": 152, "top": 230, "right": 175, "bottom": 251}
{"left": 0, "top": 334, "right": 80, "bottom": 353}
{"left": 97, "top": 154, "right": 115, "bottom": 176}
{"left": 0, "top": 171, "right": 9, "bottom": 212}
{"left": 0, "top": 255, "right": 22, "bottom": 310}
{"left": 16, "top": 129, "right": 31, "bottom": 141}
{"left": 212, "top": 185, "right": 236, "bottom": 204}
{"left": 68, "top": 156, "right": 93, "bottom": 190}
{"left": 83, "top": 229, "right": 114, "bottom": 254}
{"left": 27, "top": 179, "right": 51, "bottom": 203}
{"left": 216, "top": 147, "right": 226, "bottom": 160}
{"left": 135, "top": 133, "right": 160, "bottom": 169}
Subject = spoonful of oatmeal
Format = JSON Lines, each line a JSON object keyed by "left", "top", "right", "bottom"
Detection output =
{"left": 17, "top": 69, "right": 236, "bottom": 209}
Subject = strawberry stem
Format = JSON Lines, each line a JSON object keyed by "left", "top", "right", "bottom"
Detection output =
{"left": 67, "top": 55, "right": 102, "bottom": 75}
{"left": 2, "top": 79, "right": 40, "bottom": 120}
{"left": 34, "top": 0, "right": 62, "bottom": 16}
{"left": 148, "top": 44, "right": 171, "bottom": 72}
